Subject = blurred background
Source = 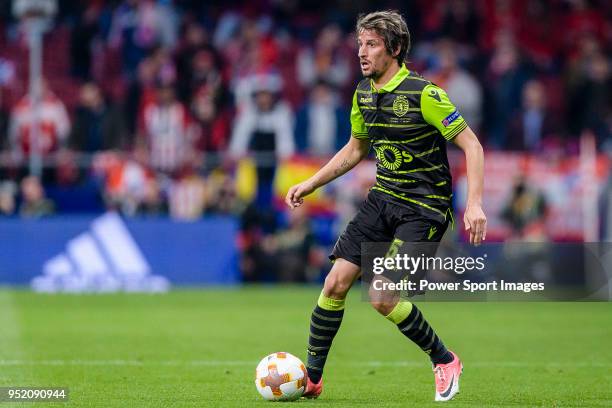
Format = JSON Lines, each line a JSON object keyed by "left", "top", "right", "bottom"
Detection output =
{"left": 0, "top": 0, "right": 610, "bottom": 291}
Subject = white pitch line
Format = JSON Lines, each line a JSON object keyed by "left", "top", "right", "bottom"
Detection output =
{"left": 0, "top": 360, "right": 608, "bottom": 368}
{"left": 0, "top": 292, "right": 26, "bottom": 368}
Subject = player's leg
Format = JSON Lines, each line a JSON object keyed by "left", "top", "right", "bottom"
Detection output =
{"left": 304, "top": 258, "right": 360, "bottom": 393}
{"left": 367, "top": 215, "right": 463, "bottom": 401}
{"left": 373, "top": 297, "right": 453, "bottom": 365}
{"left": 369, "top": 215, "right": 453, "bottom": 362}
{"left": 304, "top": 192, "right": 390, "bottom": 398}
{"left": 369, "top": 282, "right": 463, "bottom": 402}
{"left": 368, "top": 274, "right": 452, "bottom": 366}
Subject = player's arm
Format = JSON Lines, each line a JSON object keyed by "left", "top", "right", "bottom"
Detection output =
{"left": 452, "top": 127, "right": 486, "bottom": 245}
{"left": 421, "top": 84, "right": 486, "bottom": 245}
{"left": 285, "top": 136, "right": 370, "bottom": 209}
{"left": 286, "top": 90, "right": 371, "bottom": 209}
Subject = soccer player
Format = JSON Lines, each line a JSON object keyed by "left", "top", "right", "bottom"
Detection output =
{"left": 285, "top": 10, "right": 487, "bottom": 402}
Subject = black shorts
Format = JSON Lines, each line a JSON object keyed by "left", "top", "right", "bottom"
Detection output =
{"left": 330, "top": 190, "right": 449, "bottom": 267}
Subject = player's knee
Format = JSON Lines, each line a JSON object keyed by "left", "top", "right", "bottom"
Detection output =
{"left": 370, "top": 299, "right": 397, "bottom": 316}
{"left": 368, "top": 282, "right": 398, "bottom": 315}
{"left": 322, "top": 259, "right": 359, "bottom": 299}
{"left": 323, "top": 273, "right": 351, "bottom": 299}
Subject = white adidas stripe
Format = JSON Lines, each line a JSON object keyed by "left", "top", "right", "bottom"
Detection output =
{"left": 67, "top": 233, "right": 108, "bottom": 276}
{"left": 33, "top": 212, "right": 169, "bottom": 293}
{"left": 92, "top": 212, "right": 151, "bottom": 277}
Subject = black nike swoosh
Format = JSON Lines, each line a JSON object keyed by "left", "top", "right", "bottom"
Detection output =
{"left": 439, "top": 375, "right": 454, "bottom": 398}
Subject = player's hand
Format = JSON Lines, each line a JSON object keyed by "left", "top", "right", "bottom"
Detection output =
{"left": 464, "top": 204, "right": 487, "bottom": 246}
{"left": 285, "top": 180, "right": 316, "bottom": 209}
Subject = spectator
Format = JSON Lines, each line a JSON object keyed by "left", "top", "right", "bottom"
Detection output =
{"left": 262, "top": 204, "right": 319, "bottom": 282}
{"left": 168, "top": 170, "right": 206, "bottom": 220}
{"left": 175, "top": 24, "right": 220, "bottom": 102}
{"left": 108, "top": 0, "right": 178, "bottom": 77}
{"left": 501, "top": 177, "right": 548, "bottom": 239}
{"left": 485, "top": 34, "right": 531, "bottom": 148}
{"left": 507, "top": 80, "right": 559, "bottom": 151}
{"left": 186, "top": 48, "right": 223, "bottom": 100}
{"left": 139, "top": 83, "right": 195, "bottom": 175}
{"left": 147, "top": 47, "right": 177, "bottom": 86}
{"left": 296, "top": 23, "right": 351, "bottom": 91}
{"left": 54, "top": 149, "right": 81, "bottom": 186}
{"left": 70, "top": 82, "right": 128, "bottom": 152}
{"left": 19, "top": 175, "right": 55, "bottom": 218}
{"left": 204, "top": 166, "right": 239, "bottom": 215}
{"left": 294, "top": 80, "right": 348, "bottom": 156}
{"left": 233, "top": 18, "right": 280, "bottom": 77}
{"left": 70, "top": 4, "right": 101, "bottom": 80}
{"left": 232, "top": 71, "right": 283, "bottom": 113}
{"left": 191, "top": 85, "right": 231, "bottom": 153}
{"left": 9, "top": 83, "right": 71, "bottom": 158}
{"left": 425, "top": 39, "right": 483, "bottom": 130}
{"left": 229, "top": 85, "right": 295, "bottom": 207}
{"left": 480, "top": 0, "right": 521, "bottom": 52}
{"left": 0, "top": 181, "right": 16, "bottom": 216}
{"left": 440, "top": 0, "right": 481, "bottom": 45}
{"left": 125, "top": 56, "right": 159, "bottom": 135}
{"left": 103, "top": 145, "right": 154, "bottom": 216}
{"left": 0, "top": 88, "right": 8, "bottom": 151}
{"left": 561, "top": 0, "right": 608, "bottom": 59}
{"left": 184, "top": 47, "right": 229, "bottom": 153}
{"left": 565, "top": 34, "right": 602, "bottom": 93}
{"left": 0, "top": 57, "right": 16, "bottom": 89}
{"left": 517, "top": 0, "right": 559, "bottom": 70}
{"left": 567, "top": 52, "right": 611, "bottom": 144}
{"left": 137, "top": 177, "right": 167, "bottom": 216}
{"left": 218, "top": 15, "right": 282, "bottom": 111}
{"left": 602, "top": 167, "right": 612, "bottom": 241}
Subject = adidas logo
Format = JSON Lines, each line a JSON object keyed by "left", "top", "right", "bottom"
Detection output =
{"left": 31, "top": 212, "right": 170, "bottom": 293}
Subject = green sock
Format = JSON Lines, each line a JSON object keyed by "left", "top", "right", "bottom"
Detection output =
{"left": 306, "top": 292, "right": 345, "bottom": 383}
{"left": 386, "top": 301, "right": 452, "bottom": 365}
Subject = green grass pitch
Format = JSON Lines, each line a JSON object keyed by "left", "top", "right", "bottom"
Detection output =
{"left": 0, "top": 287, "right": 610, "bottom": 407}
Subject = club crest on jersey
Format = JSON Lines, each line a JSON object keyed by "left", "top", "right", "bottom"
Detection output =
{"left": 393, "top": 95, "right": 409, "bottom": 117}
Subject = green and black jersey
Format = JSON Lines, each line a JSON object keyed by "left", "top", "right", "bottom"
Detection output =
{"left": 350, "top": 64, "right": 467, "bottom": 224}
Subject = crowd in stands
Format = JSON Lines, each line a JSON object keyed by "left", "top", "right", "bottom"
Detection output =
{"left": 0, "top": 0, "right": 610, "bottom": 278}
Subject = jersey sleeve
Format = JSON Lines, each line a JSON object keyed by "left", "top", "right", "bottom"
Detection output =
{"left": 350, "top": 91, "right": 369, "bottom": 139}
{"left": 421, "top": 84, "right": 468, "bottom": 141}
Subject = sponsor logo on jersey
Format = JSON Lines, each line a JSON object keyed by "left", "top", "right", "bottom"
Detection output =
{"left": 428, "top": 88, "right": 441, "bottom": 102}
{"left": 428, "top": 226, "right": 438, "bottom": 240}
{"left": 393, "top": 95, "right": 409, "bottom": 117}
{"left": 442, "top": 110, "right": 461, "bottom": 127}
{"left": 360, "top": 96, "right": 373, "bottom": 103}
{"left": 375, "top": 144, "right": 403, "bottom": 170}
{"left": 374, "top": 145, "right": 415, "bottom": 170}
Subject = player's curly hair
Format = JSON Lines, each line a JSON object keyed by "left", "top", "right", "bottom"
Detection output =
{"left": 356, "top": 10, "right": 411, "bottom": 66}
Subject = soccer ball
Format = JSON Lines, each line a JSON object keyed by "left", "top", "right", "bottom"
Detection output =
{"left": 255, "top": 352, "right": 307, "bottom": 401}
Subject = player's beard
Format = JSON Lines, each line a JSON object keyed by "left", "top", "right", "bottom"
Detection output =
{"left": 362, "top": 64, "right": 379, "bottom": 79}
{"left": 363, "top": 70, "right": 375, "bottom": 79}
{"left": 361, "top": 59, "right": 390, "bottom": 80}
{"left": 364, "top": 67, "right": 386, "bottom": 81}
